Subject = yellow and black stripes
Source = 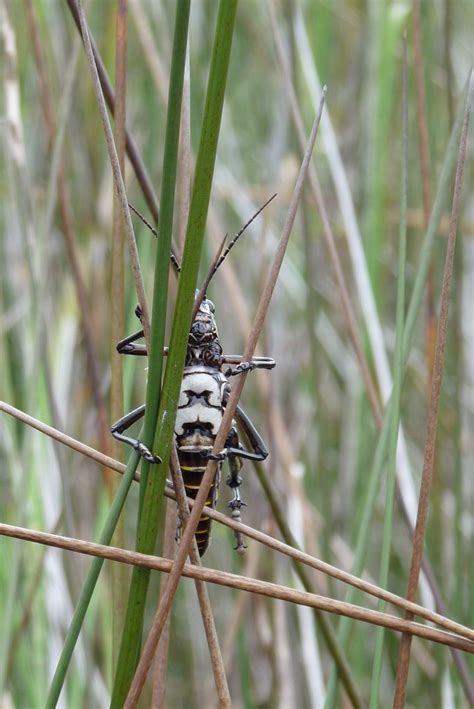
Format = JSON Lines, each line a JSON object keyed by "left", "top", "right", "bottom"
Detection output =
{"left": 178, "top": 451, "right": 219, "bottom": 556}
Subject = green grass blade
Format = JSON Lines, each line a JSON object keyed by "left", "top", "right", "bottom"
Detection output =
{"left": 111, "top": 1, "right": 237, "bottom": 704}
{"left": 364, "top": 3, "right": 408, "bottom": 303}
{"left": 369, "top": 41, "right": 408, "bottom": 708}
{"left": 45, "top": 453, "right": 141, "bottom": 709}
{"left": 110, "top": 0, "right": 128, "bottom": 673}
{"left": 139, "top": 0, "right": 191, "bottom": 475}
{"left": 110, "top": 1, "right": 191, "bottom": 703}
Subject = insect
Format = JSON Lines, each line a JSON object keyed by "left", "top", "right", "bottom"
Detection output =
{"left": 111, "top": 200, "right": 276, "bottom": 555}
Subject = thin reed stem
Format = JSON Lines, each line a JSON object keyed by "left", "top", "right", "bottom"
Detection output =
{"left": 76, "top": 0, "right": 151, "bottom": 344}
{"left": 111, "top": 1, "right": 191, "bottom": 703}
{"left": 369, "top": 40, "right": 408, "bottom": 709}
{"left": 110, "top": 0, "right": 128, "bottom": 672}
{"left": 412, "top": 0, "right": 437, "bottom": 385}
{"left": 2, "top": 400, "right": 472, "bottom": 644}
{"left": 65, "top": 0, "right": 160, "bottom": 227}
{"left": 169, "top": 449, "right": 231, "bottom": 705}
{"left": 0, "top": 523, "right": 472, "bottom": 656}
{"left": 393, "top": 71, "right": 473, "bottom": 709}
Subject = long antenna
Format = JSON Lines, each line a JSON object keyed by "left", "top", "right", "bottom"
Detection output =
{"left": 191, "top": 233, "right": 228, "bottom": 322}
{"left": 130, "top": 192, "right": 277, "bottom": 290}
{"left": 128, "top": 203, "right": 181, "bottom": 272}
{"left": 209, "top": 192, "right": 277, "bottom": 278}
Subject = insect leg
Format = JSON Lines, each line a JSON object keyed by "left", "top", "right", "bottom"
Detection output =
{"left": 233, "top": 403, "right": 269, "bottom": 460}
{"left": 111, "top": 404, "right": 161, "bottom": 463}
{"left": 228, "top": 405, "right": 269, "bottom": 552}
{"left": 225, "top": 426, "right": 247, "bottom": 553}
{"left": 116, "top": 328, "right": 147, "bottom": 356}
{"left": 116, "top": 303, "right": 147, "bottom": 355}
{"left": 200, "top": 401, "right": 269, "bottom": 552}
{"left": 200, "top": 401, "right": 268, "bottom": 463}
{"left": 222, "top": 356, "right": 276, "bottom": 377}
{"left": 116, "top": 328, "right": 170, "bottom": 357}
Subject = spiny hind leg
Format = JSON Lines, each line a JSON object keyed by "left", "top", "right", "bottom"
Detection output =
{"left": 225, "top": 426, "right": 243, "bottom": 493}
{"left": 227, "top": 403, "right": 271, "bottom": 553}
{"left": 226, "top": 426, "right": 247, "bottom": 553}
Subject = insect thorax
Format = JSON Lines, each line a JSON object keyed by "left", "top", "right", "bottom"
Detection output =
{"left": 175, "top": 367, "right": 226, "bottom": 446}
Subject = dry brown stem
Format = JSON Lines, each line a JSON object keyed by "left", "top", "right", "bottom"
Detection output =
{"left": 24, "top": 0, "right": 110, "bottom": 466}
{"left": 0, "top": 522, "right": 472, "bottom": 656}
{"left": 76, "top": 0, "right": 151, "bottom": 346}
{"left": 65, "top": 0, "right": 165, "bottom": 237}
{"left": 167, "top": 449, "right": 231, "bottom": 706}
{"left": 2, "top": 399, "right": 472, "bottom": 645}
{"left": 392, "top": 72, "right": 473, "bottom": 708}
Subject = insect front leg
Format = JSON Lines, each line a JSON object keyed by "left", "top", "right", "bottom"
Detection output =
{"left": 116, "top": 327, "right": 147, "bottom": 356}
{"left": 116, "top": 304, "right": 147, "bottom": 356}
{"left": 116, "top": 328, "right": 171, "bottom": 359}
{"left": 223, "top": 355, "right": 276, "bottom": 378}
{"left": 111, "top": 404, "right": 161, "bottom": 464}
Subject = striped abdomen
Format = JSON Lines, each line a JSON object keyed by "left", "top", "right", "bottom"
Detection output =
{"left": 178, "top": 450, "right": 220, "bottom": 555}
{"left": 175, "top": 367, "right": 225, "bottom": 556}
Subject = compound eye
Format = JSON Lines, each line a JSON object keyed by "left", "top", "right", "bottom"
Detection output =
{"left": 192, "top": 322, "right": 206, "bottom": 336}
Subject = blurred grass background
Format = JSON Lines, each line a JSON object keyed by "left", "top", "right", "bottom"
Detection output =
{"left": 0, "top": 0, "right": 472, "bottom": 707}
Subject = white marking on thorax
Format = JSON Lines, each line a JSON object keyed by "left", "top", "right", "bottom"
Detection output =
{"left": 175, "top": 406, "right": 222, "bottom": 436}
{"left": 175, "top": 369, "right": 225, "bottom": 436}
{"left": 179, "top": 371, "right": 221, "bottom": 406}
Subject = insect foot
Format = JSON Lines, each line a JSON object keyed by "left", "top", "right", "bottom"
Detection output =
{"left": 228, "top": 498, "right": 247, "bottom": 512}
{"left": 234, "top": 536, "right": 248, "bottom": 554}
{"left": 228, "top": 500, "right": 247, "bottom": 554}
{"left": 200, "top": 449, "right": 227, "bottom": 461}
{"left": 117, "top": 342, "right": 135, "bottom": 354}
{"left": 233, "top": 361, "right": 257, "bottom": 375}
{"left": 134, "top": 441, "right": 162, "bottom": 464}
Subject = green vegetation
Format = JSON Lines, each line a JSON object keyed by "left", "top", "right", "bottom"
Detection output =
{"left": 0, "top": 2, "right": 472, "bottom": 707}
